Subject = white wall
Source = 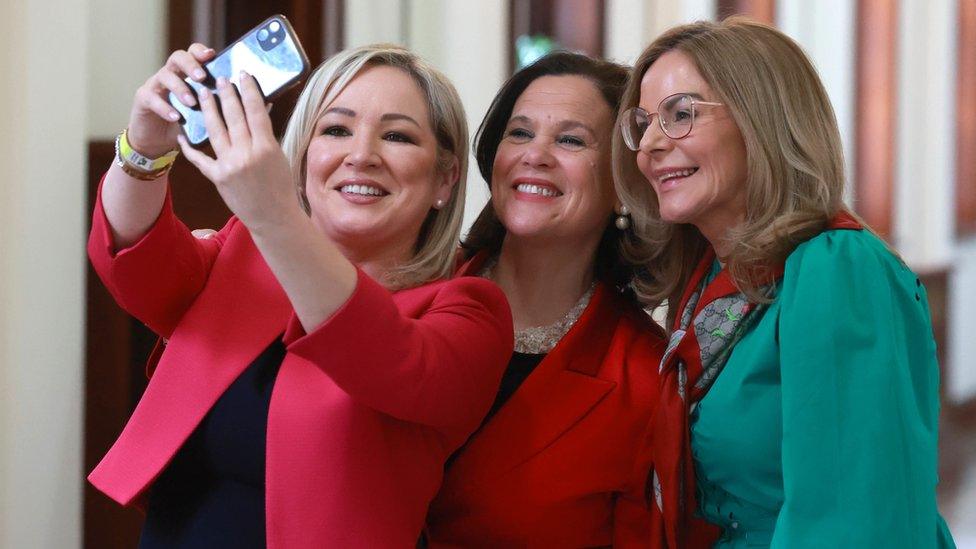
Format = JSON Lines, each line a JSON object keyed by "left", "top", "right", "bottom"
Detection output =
{"left": 346, "top": 0, "right": 509, "bottom": 233}
{"left": 0, "top": 1, "right": 89, "bottom": 547}
{"left": 345, "top": 0, "right": 408, "bottom": 47}
{"left": 893, "top": 0, "right": 974, "bottom": 403}
{"left": 88, "top": 0, "right": 166, "bottom": 139}
{"left": 777, "top": 0, "right": 856, "bottom": 206}
{"left": 605, "top": 0, "right": 656, "bottom": 65}
{"left": 894, "top": 0, "right": 955, "bottom": 270}
{"left": 407, "top": 0, "right": 509, "bottom": 232}
{"left": 606, "top": 0, "right": 715, "bottom": 65}
{"left": 950, "top": 237, "right": 976, "bottom": 403}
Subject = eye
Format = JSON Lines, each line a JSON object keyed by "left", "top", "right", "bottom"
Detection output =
{"left": 321, "top": 125, "right": 350, "bottom": 137}
{"left": 383, "top": 131, "right": 415, "bottom": 144}
{"left": 672, "top": 108, "right": 693, "bottom": 123}
{"left": 556, "top": 135, "right": 586, "bottom": 149}
{"left": 506, "top": 128, "right": 533, "bottom": 142}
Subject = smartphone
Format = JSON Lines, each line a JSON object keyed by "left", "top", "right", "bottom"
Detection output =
{"left": 169, "top": 15, "right": 310, "bottom": 146}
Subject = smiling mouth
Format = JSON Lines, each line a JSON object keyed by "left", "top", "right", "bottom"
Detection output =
{"left": 514, "top": 183, "right": 562, "bottom": 198}
{"left": 657, "top": 167, "right": 699, "bottom": 184}
{"left": 338, "top": 184, "right": 389, "bottom": 197}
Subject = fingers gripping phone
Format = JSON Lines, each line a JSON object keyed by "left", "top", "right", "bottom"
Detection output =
{"left": 169, "top": 15, "right": 310, "bottom": 146}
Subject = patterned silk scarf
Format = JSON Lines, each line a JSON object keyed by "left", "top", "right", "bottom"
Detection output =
{"left": 649, "top": 212, "right": 862, "bottom": 548}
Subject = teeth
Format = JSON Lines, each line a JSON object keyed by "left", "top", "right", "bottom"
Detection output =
{"left": 516, "top": 183, "right": 559, "bottom": 197}
{"left": 659, "top": 168, "right": 697, "bottom": 181}
{"left": 340, "top": 184, "right": 385, "bottom": 196}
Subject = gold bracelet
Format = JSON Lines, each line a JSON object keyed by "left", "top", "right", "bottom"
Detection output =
{"left": 114, "top": 129, "right": 178, "bottom": 181}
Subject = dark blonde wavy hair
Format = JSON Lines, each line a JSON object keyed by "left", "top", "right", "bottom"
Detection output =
{"left": 612, "top": 17, "right": 852, "bottom": 325}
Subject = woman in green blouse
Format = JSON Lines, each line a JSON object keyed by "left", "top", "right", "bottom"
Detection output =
{"left": 612, "top": 17, "right": 956, "bottom": 549}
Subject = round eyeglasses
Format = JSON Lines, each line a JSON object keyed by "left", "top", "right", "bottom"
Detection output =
{"left": 619, "top": 93, "right": 724, "bottom": 151}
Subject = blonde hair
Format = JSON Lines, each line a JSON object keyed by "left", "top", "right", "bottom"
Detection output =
{"left": 281, "top": 44, "right": 469, "bottom": 290}
{"left": 612, "top": 17, "right": 850, "bottom": 324}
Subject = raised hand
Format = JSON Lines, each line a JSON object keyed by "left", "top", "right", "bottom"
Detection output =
{"left": 177, "top": 72, "right": 302, "bottom": 232}
{"left": 127, "top": 43, "right": 216, "bottom": 158}
{"left": 101, "top": 44, "right": 218, "bottom": 249}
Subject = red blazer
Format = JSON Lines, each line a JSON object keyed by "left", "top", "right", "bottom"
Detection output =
{"left": 425, "top": 255, "right": 666, "bottom": 548}
{"left": 86, "top": 181, "right": 513, "bottom": 548}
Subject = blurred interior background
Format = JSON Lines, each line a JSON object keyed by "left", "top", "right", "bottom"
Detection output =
{"left": 0, "top": 0, "right": 973, "bottom": 547}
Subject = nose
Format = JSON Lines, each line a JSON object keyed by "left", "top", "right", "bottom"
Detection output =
{"left": 344, "top": 131, "right": 381, "bottom": 169}
{"left": 521, "top": 140, "right": 556, "bottom": 169}
{"left": 639, "top": 114, "right": 671, "bottom": 155}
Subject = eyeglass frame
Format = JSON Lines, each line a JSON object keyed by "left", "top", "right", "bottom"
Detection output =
{"left": 619, "top": 93, "right": 725, "bottom": 151}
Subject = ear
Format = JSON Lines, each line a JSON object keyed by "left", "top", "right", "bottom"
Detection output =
{"left": 433, "top": 156, "right": 460, "bottom": 208}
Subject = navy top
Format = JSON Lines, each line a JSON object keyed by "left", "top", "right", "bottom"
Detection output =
{"left": 139, "top": 337, "right": 285, "bottom": 548}
{"left": 484, "top": 351, "right": 545, "bottom": 421}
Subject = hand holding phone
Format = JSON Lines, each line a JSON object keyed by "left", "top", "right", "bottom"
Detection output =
{"left": 125, "top": 43, "right": 216, "bottom": 159}
{"left": 169, "top": 15, "right": 310, "bottom": 146}
{"left": 177, "top": 72, "right": 301, "bottom": 232}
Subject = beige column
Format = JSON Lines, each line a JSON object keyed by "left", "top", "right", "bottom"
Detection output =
{"left": 0, "top": 1, "right": 88, "bottom": 546}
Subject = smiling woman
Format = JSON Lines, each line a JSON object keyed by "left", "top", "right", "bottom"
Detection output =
{"left": 613, "top": 18, "right": 956, "bottom": 549}
{"left": 425, "top": 51, "right": 668, "bottom": 548}
{"left": 280, "top": 49, "right": 470, "bottom": 289}
{"left": 86, "top": 43, "right": 512, "bottom": 548}
{"left": 299, "top": 66, "right": 454, "bottom": 278}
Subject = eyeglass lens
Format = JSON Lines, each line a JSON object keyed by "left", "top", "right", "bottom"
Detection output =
{"left": 622, "top": 94, "right": 695, "bottom": 150}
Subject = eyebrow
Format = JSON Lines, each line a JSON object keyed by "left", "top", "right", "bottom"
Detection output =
{"left": 507, "top": 115, "right": 598, "bottom": 138}
{"left": 381, "top": 113, "right": 421, "bottom": 127}
{"left": 641, "top": 92, "right": 708, "bottom": 112}
{"left": 660, "top": 92, "right": 706, "bottom": 109}
{"left": 322, "top": 107, "right": 421, "bottom": 128}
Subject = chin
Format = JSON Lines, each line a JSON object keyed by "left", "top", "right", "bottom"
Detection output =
{"left": 657, "top": 209, "right": 698, "bottom": 226}
{"left": 498, "top": 215, "right": 552, "bottom": 239}
{"left": 656, "top": 198, "right": 699, "bottom": 225}
{"left": 315, "top": 213, "right": 380, "bottom": 240}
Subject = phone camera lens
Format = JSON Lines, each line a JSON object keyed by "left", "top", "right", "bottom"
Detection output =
{"left": 258, "top": 19, "right": 286, "bottom": 52}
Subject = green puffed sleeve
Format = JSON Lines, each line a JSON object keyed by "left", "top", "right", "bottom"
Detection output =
{"left": 771, "top": 229, "right": 955, "bottom": 548}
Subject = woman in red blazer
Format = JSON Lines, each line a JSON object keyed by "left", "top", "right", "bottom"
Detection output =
{"left": 425, "top": 52, "right": 665, "bottom": 547}
{"left": 88, "top": 43, "right": 512, "bottom": 548}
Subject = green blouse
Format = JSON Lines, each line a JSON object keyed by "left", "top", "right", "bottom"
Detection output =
{"left": 690, "top": 229, "right": 956, "bottom": 548}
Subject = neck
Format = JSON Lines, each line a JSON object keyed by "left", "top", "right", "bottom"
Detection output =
{"left": 339, "top": 241, "right": 413, "bottom": 285}
{"left": 491, "top": 234, "right": 600, "bottom": 330}
{"left": 695, "top": 210, "right": 746, "bottom": 261}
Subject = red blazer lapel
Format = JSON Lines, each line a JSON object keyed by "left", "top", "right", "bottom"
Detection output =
{"left": 89, "top": 224, "right": 293, "bottom": 505}
{"left": 448, "top": 283, "right": 620, "bottom": 483}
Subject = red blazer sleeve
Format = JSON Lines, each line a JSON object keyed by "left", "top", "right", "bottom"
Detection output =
{"left": 283, "top": 270, "right": 514, "bottom": 431}
{"left": 87, "top": 175, "right": 232, "bottom": 337}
